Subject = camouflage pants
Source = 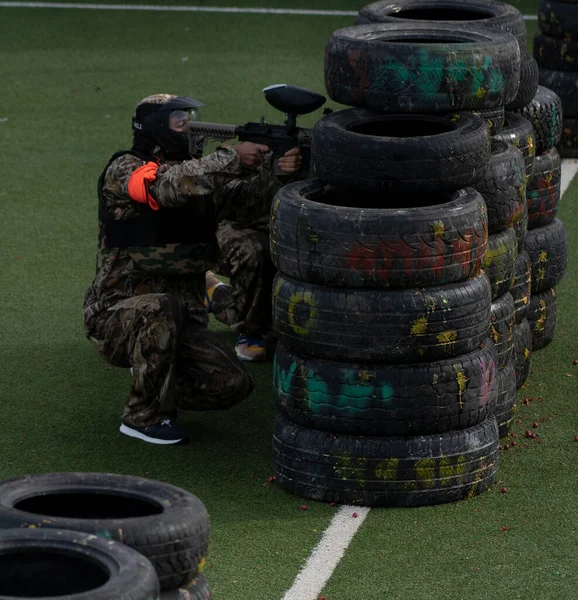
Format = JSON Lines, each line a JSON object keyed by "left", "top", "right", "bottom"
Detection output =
{"left": 215, "top": 222, "right": 276, "bottom": 337}
{"left": 84, "top": 292, "right": 255, "bottom": 428}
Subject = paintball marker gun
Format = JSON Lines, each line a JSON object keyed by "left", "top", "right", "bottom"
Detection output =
{"left": 187, "top": 84, "right": 327, "bottom": 175}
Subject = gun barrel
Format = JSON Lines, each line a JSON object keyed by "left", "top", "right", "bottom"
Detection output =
{"left": 188, "top": 121, "right": 238, "bottom": 139}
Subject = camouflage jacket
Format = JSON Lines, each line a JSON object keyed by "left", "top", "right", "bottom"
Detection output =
{"left": 83, "top": 146, "right": 282, "bottom": 327}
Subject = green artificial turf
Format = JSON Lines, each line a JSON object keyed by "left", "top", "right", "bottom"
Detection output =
{"left": 1, "top": 3, "right": 576, "bottom": 600}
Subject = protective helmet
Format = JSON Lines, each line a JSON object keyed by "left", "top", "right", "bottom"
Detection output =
{"left": 131, "top": 93, "right": 205, "bottom": 159}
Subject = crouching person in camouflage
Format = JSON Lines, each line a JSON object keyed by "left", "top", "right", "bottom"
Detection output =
{"left": 82, "top": 94, "right": 301, "bottom": 445}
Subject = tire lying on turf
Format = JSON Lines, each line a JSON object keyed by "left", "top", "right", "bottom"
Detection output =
{"left": 526, "top": 146, "right": 561, "bottom": 230}
{"left": 311, "top": 110, "right": 490, "bottom": 194}
{"left": 324, "top": 23, "right": 520, "bottom": 113}
{"left": 272, "top": 272, "right": 491, "bottom": 364}
{"left": 272, "top": 414, "right": 499, "bottom": 507}
{"left": 493, "top": 112, "right": 536, "bottom": 184}
{"left": 0, "top": 528, "right": 160, "bottom": 600}
{"left": 527, "top": 288, "right": 557, "bottom": 350}
{"left": 512, "top": 318, "right": 532, "bottom": 389}
{"left": 539, "top": 69, "right": 578, "bottom": 118}
{"left": 0, "top": 473, "right": 210, "bottom": 592}
{"left": 472, "top": 139, "right": 525, "bottom": 234}
{"left": 523, "top": 218, "right": 568, "bottom": 294}
{"left": 355, "top": 0, "right": 527, "bottom": 50}
{"left": 538, "top": 0, "right": 578, "bottom": 38}
{"left": 161, "top": 575, "right": 211, "bottom": 600}
{"left": 482, "top": 228, "right": 518, "bottom": 300}
{"left": 274, "top": 341, "right": 498, "bottom": 437}
{"left": 270, "top": 180, "right": 488, "bottom": 289}
{"left": 490, "top": 292, "right": 515, "bottom": 369}
{"left": 510, "top": 250, "right": 532, "bottom": 324}
{"left": 511, "top": 85, "right": 563, "bottom": 154}
{"left": 494, "top": 362, "right": 517, "bottom": 437}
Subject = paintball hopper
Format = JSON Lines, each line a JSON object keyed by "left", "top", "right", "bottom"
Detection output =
{"left": 263, "top": 84, "right": 326, "bottom": 131}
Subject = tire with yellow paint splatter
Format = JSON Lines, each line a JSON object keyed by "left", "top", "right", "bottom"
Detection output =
{"left": 472, "top": 139, "right": 526, "bottom": 234}
{"left": 523, "top": 218, "right": 568, "bottom": 293}
{"left": 493, "top": 112, "right": 536, "bottom": 184}
{"left": 538, "top": 0, "right": 578, "bottom": 38}
{"left": 161, "top": 575, "right": 211, "bottom": 600}
{"left": 558, "top": 117, "right": 578, "bottom": 157}
{"left": 0, "top": 473, "right": 210, "bottom": 592}
{"left": 507, "top": 54, "right": 539, "bottom": 110}
{"left": 324, "top": 23, "right": 520, "bottom": 113}
{"left": 270, "top": 180, "right": 488, "bottom": 289}
{"left": 454, "top": 106, "right": 505, "bottom": 136}
{"left": 526, "top": 147, "right": 561, "bottom": 229}
{"left": 272, "top": 272, "right": 491, "bottom": 363}
{"left": 512, "top": 319, "right": 532, "bottom": 389}
{"left": 494, "top": 362, "right": 517, "bottom": 437}
{"left": 513, "top": 195, "right": 528, "bottom": 252}
{"left": 526, "top": 288, "right": 557, "bottom": 350}
{"left": 539, "top": 69, "right": 578, "bottom": 118}
{"left": 534, "top": 31, "right": 578, "bottom": 76}
{"left": 482, "top": 228, "right": 517, "bottom": 300}
{"left": 490, "top": 292, "right": 515, "bottom": 369}
{"left": 510, "top": 250, "right": 532, "bottom": 324}
{"left": 272, "top": 414, "right": 499, "bottom": 507}
{"left": 273, "top": 341, "right": 498, "bottom": 436}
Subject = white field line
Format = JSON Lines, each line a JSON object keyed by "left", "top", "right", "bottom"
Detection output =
{"left": 282, "top": 505, "right": 370, "bottom": 600}
{"left": 560, "top": 159, "right": 578, "bottom": 196}
{"left": 0, "top": 2, "right": 538, "bottom": 18}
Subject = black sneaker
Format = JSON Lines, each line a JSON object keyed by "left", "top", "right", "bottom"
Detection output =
{"left": 119, "top": 419, "right": 189, "bottom": 445}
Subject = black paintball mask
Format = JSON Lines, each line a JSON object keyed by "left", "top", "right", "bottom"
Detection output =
{"left": 132, "top": 94, "right": 205, "bottom": 160}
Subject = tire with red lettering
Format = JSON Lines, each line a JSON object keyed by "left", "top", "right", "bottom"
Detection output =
{"left": 527, "top": 288, "right": 557, "bottom": 350}
{"left": 273, "top": 341, "right": 498, "bottom": 437}
{"left": 272, "top": 272, "right": 491, "bottom": 364}
{"left": 270, "top": 180, "right": 488, "bottom": 289}
{"left": 527, "top": 147, "right": 561, "bottom": 229}
{"left": 512, "top": 319, "right": 532, "bottom": 388}
{"left": 494, "top": 362, "right": 517, "bottom": 437}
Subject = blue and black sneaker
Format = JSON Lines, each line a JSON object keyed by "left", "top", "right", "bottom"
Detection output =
{"left": 119, "top": 419, "right": 189, "bottom": 445}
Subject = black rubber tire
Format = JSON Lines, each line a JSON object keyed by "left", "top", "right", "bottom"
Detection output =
{"left": 355, "top": 0, "right": 527, "bottom": 50}
{"left": 513, "top": 196, "right": 529, "bottom": 251}
{"left": 274, "top": 341, "right": 498, "bottom": 437}
{"left": 527, "top": 288, "right": 558, "bottom": 350}
{"left": 511, "top": 250, "right": 532, "bottom": 324}
{"left": 272, "top": 272, "right": 491, "bottom": 364}
{"left": 270, "top": 180, "right": 488, "bottom": 289}
{"left": 461, "top": 106, "right": 505, "bottom": 136}
{"left": 272, "top": 414, "right": 499, "bottom": 507}
{"left": 539, "top": 69, "right": 578, "bottom": 118}
{"left": 0, "top": 528, "right": 160, "bottom": 600}
{"left": 511, "top": 86, "right": 563, "bottom": 154}
{"left": 493, "top": 112, "right": 536, "bottom": 184}
{"left": 324, "top": 23, "right": 520, "bottom": 112}
{"left": 523, "top": 218, "right": 568, "bottom": 294}
{"left": 559, "top": 117, "right": 578, "bottom": 156}
{"left": 490, "top": 292, "right": 516, "bottom": 369}
{"left": 482, "top": 228, "right": 518, "bottom": 300}
{"left": 311, "top": 109, "right": 490, "bottom": 193}
{"left": 161, "top": 575, "right": 211, "bottom": 600}
{"left": 527, "top": 147, "right": 561, "bottom": 229}
{"left": 538, "top": 0, "right": 578, "bottom": 37}
{"left": 472, "top": 139, "right": 526, "bottom": 234}
{"left": 0, "top": 473, "right": 210, "bottom": 592}
{"left": 534, "top": 30, "right": 578, "bottom": 73}
{"left": 507, "top": 54, "right": 540, "bottom": 110}
{"left": 512, "top": 318, "right": 533, "bottom": 389}
{"left": 494, "top": 362, "right": 517, "bottom": 438}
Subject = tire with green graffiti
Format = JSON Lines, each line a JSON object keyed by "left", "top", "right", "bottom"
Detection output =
{"left": 510, "top": 250, "right": 532, "bottom": 324}
{"left": 272, "top": 414, "right": 499, "bottom": 507}
{"left": 527, "top": 288, "right": 557, "bottom": 350}
{"left": 270, "top": 180, "right": 488, "bottom": 289}
{"left": 493, "top": 112, "right": 536, "bottom": 184}
{"left": 539, "top": 69, "right": 578, "bottom": 118}
{"left": 534, "top": 31, "right": 578, "bottom": 74}
{"left": 311, "top": 110, "right": 490, "bottom": 194}
{"left": 527, "top": 146, "right": 561, "bottom": 230}
{"left": 512, "top": 318, "right": 532, "bottom": 389}
{"left": 507, "top": 54, "right": 540, "bottom": 110}
{"left": 523, "top": 218, "right": 568, "bottom": 294}
{"left": 324, "top": 23, "right": 520, "bottom": 113}
{"left": 511, "top": 85, "right": 563, "bottom": 154}
{"left": 272, "top": 272, "right": 491, "bottom": 364}
{"left": 161, "top": 575, "right": 211, "bottom": 600}
{"left": 471, "top": 139, "right": 526, "bottom": 234}
{"left": 273, "top": 341, "right": 498, "bottom": 436}
{"left": 559, "top": 117, "right": 578, "bottom": 158}
{"left": 490, "top": 292, "right": 515, "bottom": 369}
{"left": 355, "top": 0, "right": 527, "bottom": 50}
{"left": 482, "top": 228, "right": 517, "bottom": 300}
{"left": 494, "top": 362, "right": 517, "bottom": 437}
{"left": 538, "top": 0, "right": 578, "bottom": 38}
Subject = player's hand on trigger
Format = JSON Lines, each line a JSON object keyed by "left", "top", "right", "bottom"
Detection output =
{"left": 235, "top": 142, "right": 270, "bottom": 169}
{"left": 278, "top": 147, "right": 302, "bottom": 173}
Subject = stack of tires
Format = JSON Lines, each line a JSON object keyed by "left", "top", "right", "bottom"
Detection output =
{"left": 0, "top": 473, "right": 211, "bottom": 600}
{"left": 535, "top": 0, "right": 578, "bottom": 157}
{"left": 269, "top": 8, "right": 527, "bottom": 507}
